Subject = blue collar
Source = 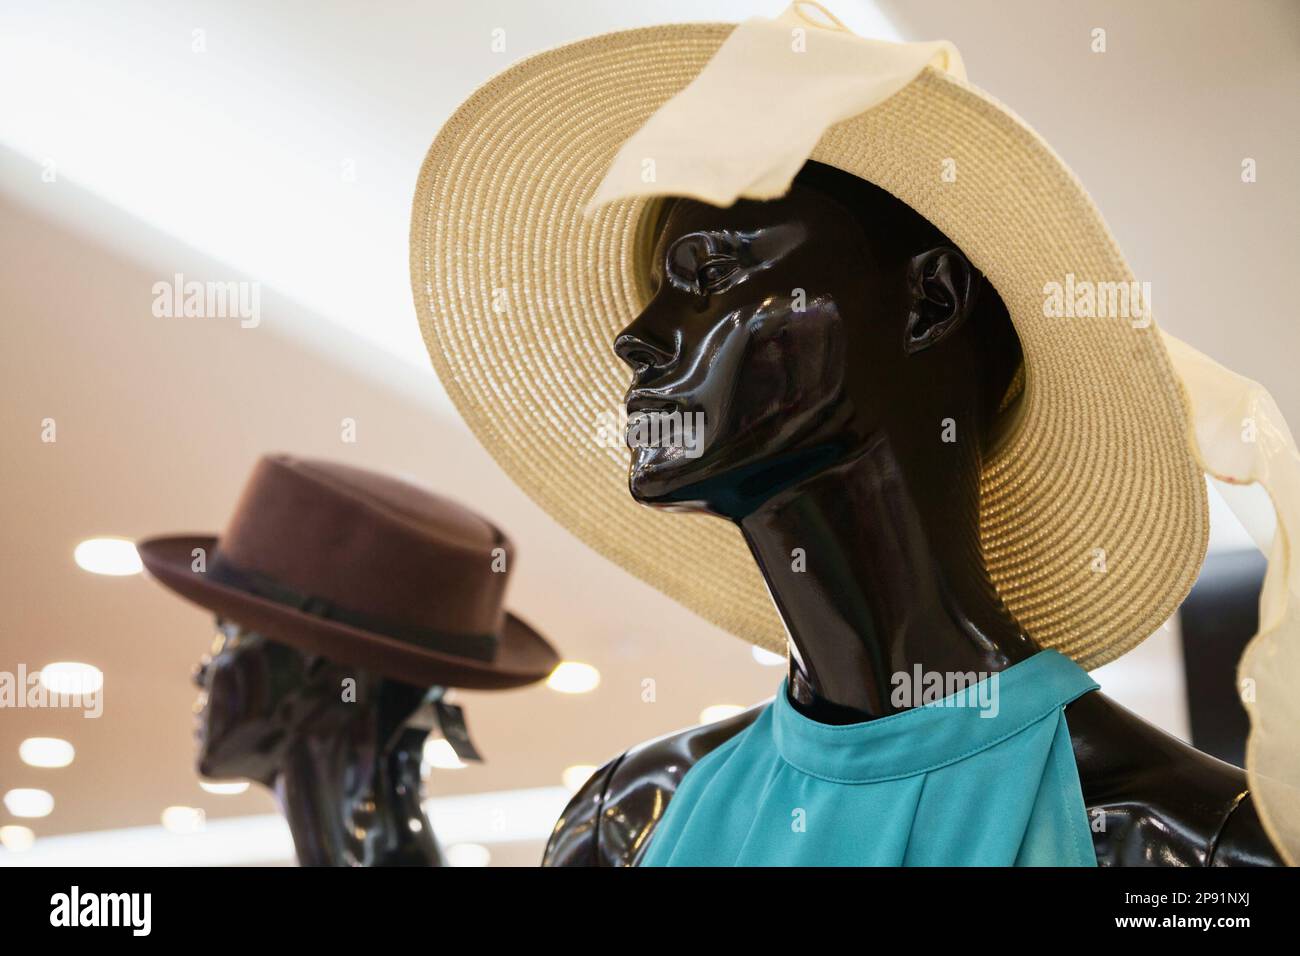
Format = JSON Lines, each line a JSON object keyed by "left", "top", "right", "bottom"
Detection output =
{"left": 771, "top": 649, "right": 1098, "bottom": 784}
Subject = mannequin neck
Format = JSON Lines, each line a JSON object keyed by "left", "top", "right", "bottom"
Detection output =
{"left": 737, "top": 428, "right": 1037, "bottom": 724}
{"left": 274, "top": 718, "right": 441, "bottom": 866}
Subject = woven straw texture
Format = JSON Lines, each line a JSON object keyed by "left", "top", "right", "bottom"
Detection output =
{"left": 410, "top": 24, "right": 1208, "bottom": 670}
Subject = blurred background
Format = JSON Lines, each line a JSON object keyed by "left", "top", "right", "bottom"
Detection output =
{"left": 0, "top": 0, "right": 1296, "bottom": 865}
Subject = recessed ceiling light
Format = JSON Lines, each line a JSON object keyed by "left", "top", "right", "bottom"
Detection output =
{"left": 545, "top": 661, "right": 600, "bottom": 694}
{"left": 160, "top": 806, "right": 205, "bottom": 834}
{"left": 198, "top": 780, "right": 249, "bottom": 795}
{"left": 700, "top": 704, "right": 745, "bottom": 725}
{"left": 752, "top": 645, "right": 786, "bottom": 666}
{"left": 445, "top": 842, "right": 492, "bottom": 867}
{"left": 18, "top": 737, "right": 75, "bottom": 769}
{"left": 561, "top": 764, "right": 597, "bottom": 792}
{"left": 73, "top": 537, "right": 142, "bottom": 576}
{"left": 422, "top": 738, "right": 466, "bottom": 770}
{"left": 38, "top": 662, "right": 104, "bottom": 696}
{"left": 0, "top": 825, "right": 35, "bottom": 852}
{"left": 4, "top": 788, "right": 54, "bottom": 818}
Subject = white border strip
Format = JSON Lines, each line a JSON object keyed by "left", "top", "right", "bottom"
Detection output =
{"left": 0, "top": 786, "right": 570, "bottom": 867}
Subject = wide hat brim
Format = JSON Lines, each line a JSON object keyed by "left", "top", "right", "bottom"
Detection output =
{"left": 410, "top": 23, "right": 1209, "bottom": 669}
{"left": 139, "top": 535, "right": 560, "bottom": 690}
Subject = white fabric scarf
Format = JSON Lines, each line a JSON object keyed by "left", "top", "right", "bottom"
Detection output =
{"left": 594, "top": 1, "right": 1300, "bottom": 863}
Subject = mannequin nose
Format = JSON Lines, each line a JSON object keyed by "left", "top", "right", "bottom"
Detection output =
{"left": 614, "top": 321, "right": 676, "bottom": 373}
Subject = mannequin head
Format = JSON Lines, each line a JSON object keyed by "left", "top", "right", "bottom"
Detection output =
{"left": 192, "top": 618, "right": 431, "bottom": 786}
{"left": 614, "top": 160, "right": 1021, "bottom": 520}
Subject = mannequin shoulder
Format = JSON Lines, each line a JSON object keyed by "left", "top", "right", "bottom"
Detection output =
{"left": 1067, "top": 691, "right": 1284, "bottom": 866}
{"left": 542, "top": 701, "right": 767, "bottom": 867}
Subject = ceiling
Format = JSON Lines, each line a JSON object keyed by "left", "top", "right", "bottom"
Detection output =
{"left": 0, "top": 0, "right": 1295, "bottom": 865}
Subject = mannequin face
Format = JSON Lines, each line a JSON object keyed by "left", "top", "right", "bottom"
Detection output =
{"left": 192, "top": 620, "right": 355, "bottom": 784}
{"left": 613, "top": 177, "right": 985, "bottom": 518}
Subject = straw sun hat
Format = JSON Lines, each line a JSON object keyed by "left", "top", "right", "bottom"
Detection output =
{"left": 409, "top": 3, "right": 1208, "bottom": 670}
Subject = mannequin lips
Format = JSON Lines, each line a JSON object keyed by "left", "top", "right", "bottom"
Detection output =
{"left": 192, "top": 693, "right": 208, "bottom": 740}
{"left": 625, "top": 393, "right": 679, "bottom": 414}
{"left": 624, "top": 412, "right": 653, "bottom": 447}
{"left": 625, "top": 411, "right": 670, "bottom": 444}
{"left": 191, "top": 659, "right": 210, "bottom": 744}
{"left": 624, "top": 396, "right": 681, "bottom": 450}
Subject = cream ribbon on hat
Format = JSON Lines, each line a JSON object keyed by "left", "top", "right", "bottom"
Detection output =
{"left": 589, "top": 1, "right": 962, "bottom": 210}
{"left": 1162, "top": 332, "right": 1300, "bottom": 865}
{"left": 591, "top": 0, "right": 1300, "bottom": 862}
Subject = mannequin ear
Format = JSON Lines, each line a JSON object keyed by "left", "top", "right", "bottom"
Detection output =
{"left": 903, "top": 246, "right": 980, "bottom": 355}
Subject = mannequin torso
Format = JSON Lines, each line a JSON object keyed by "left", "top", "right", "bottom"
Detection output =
{"left": 545, "top": 690, "right": 1278, "bottom": 866}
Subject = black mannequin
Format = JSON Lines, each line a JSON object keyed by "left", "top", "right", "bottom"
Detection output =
{"left": 545, "top": 161, "right": 1282, "bottom": 866}
{"left": 194, "top": 618, "right": 444, "bottom": 866}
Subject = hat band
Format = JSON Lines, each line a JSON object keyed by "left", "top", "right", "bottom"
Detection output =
{"left": 207, "top": 554, "right": 499, "bottom": 663}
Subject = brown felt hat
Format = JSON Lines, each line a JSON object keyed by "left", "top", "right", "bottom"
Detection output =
{"left": 138, "top": 454, "right": 559, "bottom": 690}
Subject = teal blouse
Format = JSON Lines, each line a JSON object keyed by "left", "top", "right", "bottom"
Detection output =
{"left": 642, "top": 649, "right": 1099, "bottom": 866}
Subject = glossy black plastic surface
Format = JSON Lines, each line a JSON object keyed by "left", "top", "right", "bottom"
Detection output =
{"left": 194, "top": 620, "right": 443, "bottom": 866}
{"left": 546, "top": 162, "right": 1281, "bottom": 867}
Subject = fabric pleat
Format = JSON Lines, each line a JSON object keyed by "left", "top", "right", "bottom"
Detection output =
{"left": 642, "top": 650, "right": 1099, "bottom": 866}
